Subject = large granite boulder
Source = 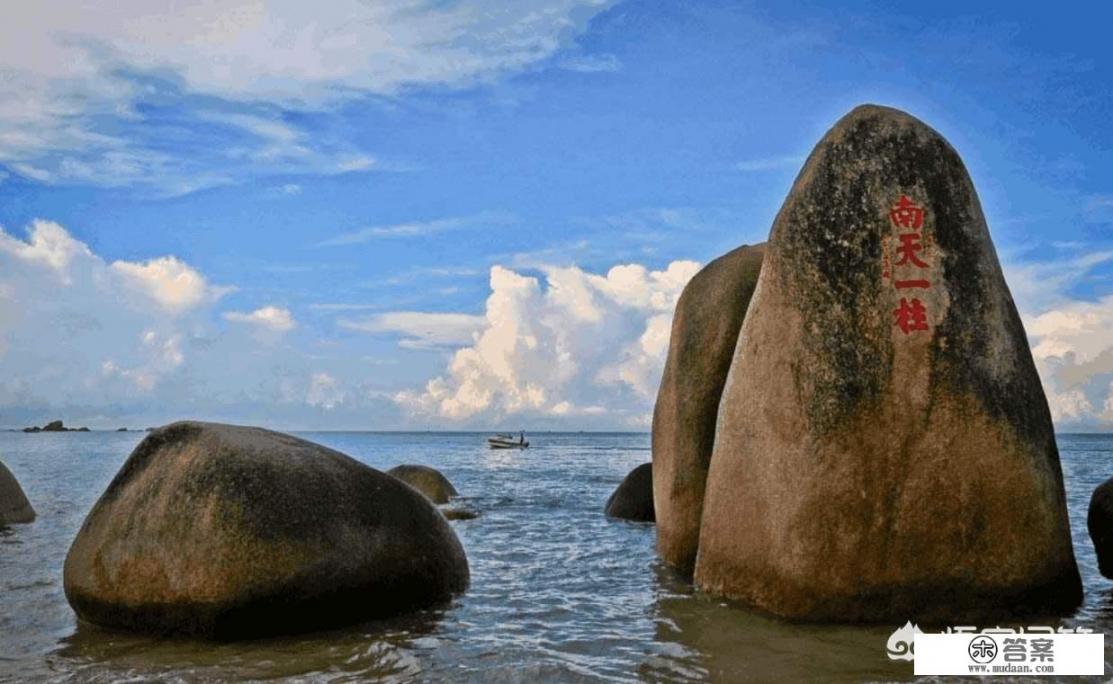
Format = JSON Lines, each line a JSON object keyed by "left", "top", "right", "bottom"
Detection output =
{"left": 652, "top": 244, "right": 764, "bottom": 573}
{"left": 1087, "top": 478, "right": 1113, "bottom": 578}
{"left": 64, "top": 422, "right": 469, "bottom": 638}
{"left": 0, "top": 461, "right": 35, "bottom": 525}
{"left": 387, "top": 464, "right": 459, "bottom": 504}
{"left": 605, "top": 463, "right": 655, "bottom": 522}
{"left": 694, "top": 104, "right": 1081, "bottom": 622}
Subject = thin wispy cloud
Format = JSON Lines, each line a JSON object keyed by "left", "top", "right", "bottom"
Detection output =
{"left": 560, "top": 54, "right": 623, "bottom": 73}
{"left": 316, "top": 212, "right": 513, "bottom": 247}
{"left": 339, "top": 312, "right": 486, "bottom": 349}
{"left": 734, "top": 155, "right": 803, "bottom": 172}
{"left": 0, "top": 1, "right": 615, "bottom": 193}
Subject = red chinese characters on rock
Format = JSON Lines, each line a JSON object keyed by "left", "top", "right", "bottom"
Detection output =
{"left": 887, "top": 195, "right": 930, "bottom": 335}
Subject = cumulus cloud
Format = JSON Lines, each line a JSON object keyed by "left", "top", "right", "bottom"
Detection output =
{"left": 0, "top": 219, "right": 391, "bottom": 428}
{"left": 1024, "top": 295, "right": 1113, "bottom": 428}
{"left": 223, "top": 306, "right": 296, "bottom": 332}
{"left": 0, "top": 1, "right": 615, "bottom": 191}
{"left": 1004, "top": 248, "right": 1113, "bottom": 430}
{"left": 394, "top": 260, "right": 700, "bottom": 425}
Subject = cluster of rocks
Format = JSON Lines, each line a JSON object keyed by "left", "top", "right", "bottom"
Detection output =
{"left": 22, "top": 420, "right": 90, "bottom": 433}
{"left": 640, "top": 104, "right": 1085, "bottom": 623}
{"left": 57, "top": 422, "right": 471, "bottom": 639}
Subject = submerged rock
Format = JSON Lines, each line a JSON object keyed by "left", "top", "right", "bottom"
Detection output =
{"left": 64, "top": 421, "right": 469, "bottom": 639}
{"left": 388, "top": 464, "right": 459, "bottom": 504}
{"left": 652, "top": 244, "right": 764, "bottom": 573}
{"left": 0, "top": 461, "right": 35, "bottom": 525}
{"left": 694, "top": 104, "right": 1081, "bottom": 622}
{"left": 1088, "top": 479, "right": 1113, "bottom": 578}
{"left": 440, "top": 506, "right": 480, "bottom": 521}
{"left": 605, "top": 463, "right": 655, "bottom": 522}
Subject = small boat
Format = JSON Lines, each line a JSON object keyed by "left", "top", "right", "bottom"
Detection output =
{"left": 488, "top": 432, "right": 529, "bottom": 449}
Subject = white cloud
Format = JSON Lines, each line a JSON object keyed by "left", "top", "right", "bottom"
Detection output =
{"left": 223, "top": 305, "right": 296, "bottom": 332}
{"left": 0, "top": 1, "right": 615, "bottom": 191}
{"left": 1003, "top": 248, "right": 1113, "bottom": 430}
{"left": 340, "top": 312, "right": 486, "bottom": 349}
{"left": 306, "top": 372, "right": 345, "bottom": 409}
{"left": 111, "top": 256, "right": 231, "bottom": 313}
{"left": 0, "top": 219, "right": 396, "bottom": 427}
{"left": 394, "top": 259, "right": 700, "bottom": 425}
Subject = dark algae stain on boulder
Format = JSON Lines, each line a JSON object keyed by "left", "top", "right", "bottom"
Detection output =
{"left": 0, "top": 460, "right": 36, "bottom": 525}
{"left": 63, "top": 421, "right": 469, "bottom": 639}
{"left": 694, "top": 105, "right": 1081, "bottom": 623}
{"left": 387, "top": 464, "right": 459, "bottom": 505}
{"left": 652, "top": 244, "right": 764, "bottom": 574}
{"left": 606, "top": 463, "right": 654, "bottom": 522}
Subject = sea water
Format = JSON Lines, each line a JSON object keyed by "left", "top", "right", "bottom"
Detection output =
{"left": 1, "top": 431, "right": 1111, "bottom": 682}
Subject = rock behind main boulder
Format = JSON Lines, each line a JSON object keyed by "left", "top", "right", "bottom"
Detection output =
{"left": 605, "top": 463, "right": 655, "bottom": 522}
{"left": 652, "top": 243, "right": 764, "bottom": 574}
{"left": 64, "top": 421, "right": 469, "bottom": 639}
{"left": 388, "top": 464, "right": 459, "bottom": 504}
{"left": 694, "top": 104, "right": 1081, "bottom": 622}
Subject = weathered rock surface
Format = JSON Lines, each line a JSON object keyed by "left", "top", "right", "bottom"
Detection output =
{"left": 605, "top": 463, "right": 655, "bottom": 522}
{"left": 0, "top": 461, "right": 35, "bottom": 525}
{"left": 387, "top": 464, "right": 459, "bottom": 504}
{"left": 64, "top": 422, "right": 469, "bottom": 638}
{"left": 652, "top": 244, "right": 764, "bottom": 573}
{"left": 694, "top": 104, "right": 1081, "bottom": 622}
{"left": 1088, "top": 479, "right": 1113, "bottom": 578}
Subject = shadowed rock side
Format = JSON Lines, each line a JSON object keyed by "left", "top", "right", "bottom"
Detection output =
{"left": 694, "top": 104, "right": 1081, "bottom": 622}
{"left": 652, "top": 244, "right": 764, "bottom": 573}
{"left": 1088, "top": 479, "right": 1113, "bottom": 578}
{"left": 0, "top": 461, "right": 35, "bottom": 525}
{"left": 64, "top": 422, "right": 469, "bottom": 639}
{"left": 387, "top": 464, "right": 459, "bottom": 505}
{"left": 606, "top": 463, "right": 655, "bottom": 522}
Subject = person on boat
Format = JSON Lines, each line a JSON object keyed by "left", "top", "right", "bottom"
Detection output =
{"left": 519, "top": 431, "right": 524, "bottom": 445}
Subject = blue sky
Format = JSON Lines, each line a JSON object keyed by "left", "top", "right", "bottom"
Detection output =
{"left": 1, "top": 1, "right": 1112, "bottom": 430}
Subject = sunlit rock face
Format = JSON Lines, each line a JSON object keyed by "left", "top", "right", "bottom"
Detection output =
{"left": 694, "top": 105, "right": 1081, "bottom": 623}
{"left": 652, "top": 244, "right": 764, "bottom": 574}
{"left": 64, "top": 422, "right": 469, "bottom": 639}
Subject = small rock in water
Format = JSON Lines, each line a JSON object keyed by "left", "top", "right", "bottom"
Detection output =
{"left": 605, "top": 463, "right": 654, "bottom": 522}
{"left": 64, "top": 421, "right": 469, "bottom": 639}
{"left": 694, "top": 104, "right": 1081, "bottom": 622}
{"left": 440, "top": 506, "right": 480, "bottom": 521}
{"left": 653, "top": 243, "right": 763, "bottom": 573}
{"left": 1088, "top": 478, "right": 1113, "bottom": 578}
{"left": 0, "top": 461, "right": 35, "bottom": 525}
{"left": 388, "top": 464, "right": 459, "bottom": 504}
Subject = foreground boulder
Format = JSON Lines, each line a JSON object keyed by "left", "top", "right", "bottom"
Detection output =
{"left": 605, "top": 463, "right": 655, "bottom": 522}
{"left": 694, "top": 104, "right": 1081, "bottom": 622}
{"left": 1088, "top": 479, "right": 1113, "bottom": 578}
{"left": 388, "top": 464, "right": 459, "bottom": 504}
{"left": 652, "top": 244, "right": 764, "bottom": 573}
{"left": 0, "top": 461, "right": 35, "bottom": 525}
{"left": 64, "top": 422, "right": 469, "bottom": 638}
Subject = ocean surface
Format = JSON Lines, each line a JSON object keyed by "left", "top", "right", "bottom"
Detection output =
{"left": 1, "top": 430, "right": 1112, "bottom": 682}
